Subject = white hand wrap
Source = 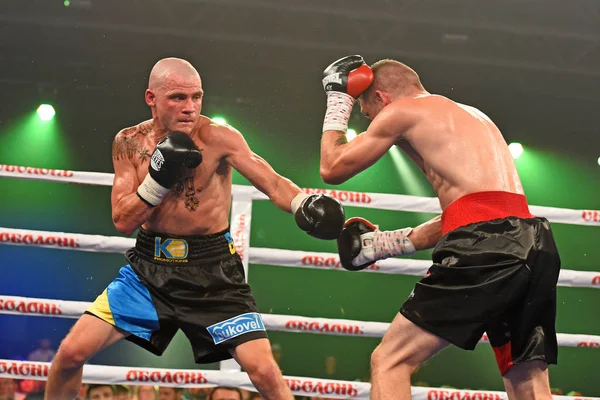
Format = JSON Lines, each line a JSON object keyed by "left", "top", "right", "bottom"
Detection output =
{"left": 291, "top": 192, "right": 309, "bottom": 214}
{"left": 322, "top": 92, "right": 355, "bottom": 133}
{"left": 373, "top": 227, "right": 416, "bottom": 260}
{"left": 136, "top": 174, "right": 170, "bottom": 207}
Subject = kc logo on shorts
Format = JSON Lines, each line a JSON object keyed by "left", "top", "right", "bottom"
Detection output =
{"left": 154, "top": 237, "right": 188, "bottom": 261}
{"left": 207, "top": 312, "right": 266, "bottom": 345}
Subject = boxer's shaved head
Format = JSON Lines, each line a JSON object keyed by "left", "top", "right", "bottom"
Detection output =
{"left": 145, "top": 57, "right": 203, "bottom": 135}
{"left": 148, "top": 58, "right": 201, "bottom": 93}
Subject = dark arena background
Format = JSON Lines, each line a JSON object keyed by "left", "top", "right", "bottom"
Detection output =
{"left": 0, "top": 0, "right": 599, "bottom": 399}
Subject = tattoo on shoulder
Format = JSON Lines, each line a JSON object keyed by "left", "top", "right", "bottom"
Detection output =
{"left": 138, "top": 148, "right": 151, "bottom": 162}
{"left": 138, "top": 121, "right": 153, "bottom": 136}
{"left": 112, "top": 122, "right": 155, "bottom": 161}
{"left": 335, "top": 133, "right": 348, "bottom": 146}
{"left": 112, "top": 127, "right": 140, "bottom": 161}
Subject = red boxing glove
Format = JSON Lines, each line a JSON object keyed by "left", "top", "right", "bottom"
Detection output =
{"left": 322, "top": 55, "right": 374, "bottom": 98}
{"left": 322, "top": 55, "right": 373, "bottom": 133}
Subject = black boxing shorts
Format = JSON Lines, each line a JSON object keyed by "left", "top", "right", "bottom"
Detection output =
{"left": 400, "top": 191, "right": 561, "bottom": 375}
{"left": 86, "top": 227, "right": 266, "bottom": 363}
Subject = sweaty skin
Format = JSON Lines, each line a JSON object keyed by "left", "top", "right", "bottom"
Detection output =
{"left": 110, "top": 58, "right": 301, "bottom": 237}
{"left": 320, "top": 94, "right": 524, "bottom": 250}
{"left": 322, "top": 94, "right": 523, "bottom": 209}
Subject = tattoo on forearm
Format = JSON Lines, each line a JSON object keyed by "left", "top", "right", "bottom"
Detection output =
{"left": 335, "top": 133, "right": 348, "bottom": 146}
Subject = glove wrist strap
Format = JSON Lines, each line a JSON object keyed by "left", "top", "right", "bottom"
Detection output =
{"left": 136, "top": 174, "right": 170, "bottom": 207}
{"left": 323, "top": 92, "right": 355, "bottom": 133}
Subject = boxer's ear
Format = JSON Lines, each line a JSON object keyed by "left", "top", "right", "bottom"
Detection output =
{"left": 145, "top": 89, "right": 156, "bottom": 107}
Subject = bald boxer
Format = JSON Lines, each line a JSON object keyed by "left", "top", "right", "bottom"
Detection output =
{"left": 45, "top": 58, "right": 345, "bottom": 400}
{"left": 318, "top": 56, "right": 560, "bottom": 400}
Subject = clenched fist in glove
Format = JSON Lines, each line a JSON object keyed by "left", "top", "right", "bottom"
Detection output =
{"left": 337, "top": 217, "right": 416, "bottom": 271}
{"left": 291, "top": 193, "right": 345, "bottom": 240}
{"left": 137, "top": 131, "right": 202, "bottom": 207}
{"left": 322, "top": 55, "right": 374, "bottom": 133}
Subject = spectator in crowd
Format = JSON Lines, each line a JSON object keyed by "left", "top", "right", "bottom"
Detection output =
{"left": 208, "top": 387, "right": 242, "bottom": 400}
{"left": 87, "top": 384, "right": 115, "bottom": 400}
{"left": 113, "top": 385, "right": 132, "bottom": 400}
{"left": 18, "top": 380, "right": 45, "bottom": 398}
{"left": 0, "top": 378, "right": 16, "bottom": 400}
{"left": 183, "top": 387, "right": 211, "bottom": 400}
{"left": 76, "top": 384, "right": 88, "bottom": 400}
{"left": 158, "top": 387, "right": 183, "bottom": 400}
{"left": 136, "top": 386, "right": 157, "bottom": 400}
{"left": 27, "top": 339, "right": 56, "bottom": 363}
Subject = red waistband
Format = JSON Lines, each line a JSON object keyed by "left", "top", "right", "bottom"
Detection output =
{"left": 441, "top": 191, "right": 533, "bottom": 235}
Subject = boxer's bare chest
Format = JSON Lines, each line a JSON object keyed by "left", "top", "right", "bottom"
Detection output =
{"left": 113, "top": 122, "right": 230, "bottom": 213}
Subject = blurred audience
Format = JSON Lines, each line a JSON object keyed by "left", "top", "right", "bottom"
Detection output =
{"left": 208, "top": 387, "right": 242, "bottom": 400}
{"left": 158, "top": 387, "right": 183, "bottom": 400}
{"left": 26, "top": 339, "right": 56, "bottom": 363}
{"left": 183, "top": 387, "right": 210, "bottom": 400}
{"left": 87, "top": 384, "right": 115, "bottom": 400}
{"left": 136, "top": 386, "right": 157, "bottom": 400}
{"left": 114, "top": 385, "right": 132, "bottom": 400}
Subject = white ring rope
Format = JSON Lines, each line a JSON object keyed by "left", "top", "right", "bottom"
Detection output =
{"left": 2, "top": 164, "right": 600, "bottom": 397}
{"left": 0, "top": 360, "right": 598, "bottom": 400}
{"left": 1, "top": 227, "right": 598, "bottom": 289}
{"left": 1, "top": 295, "right": 599, "bottom": 348}
{"left": 1, "top": 164, "right": 600, "bottom": 225}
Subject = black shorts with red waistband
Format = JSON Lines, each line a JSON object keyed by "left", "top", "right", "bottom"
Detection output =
{"left": 400, "top": 191, "right": 561, "bottom": 375}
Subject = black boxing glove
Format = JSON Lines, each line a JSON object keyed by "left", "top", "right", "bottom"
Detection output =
{"left": 322, "top": 55, "right": 374, "bottom": 133}
{"left": 337, "top": 217, "right": 416, "bottom": 271}
{"left": 136, "top": 131, "right": 202, "bottom": 207}
{"left": 291, "top": 193, "right": 345, "bottom": 240}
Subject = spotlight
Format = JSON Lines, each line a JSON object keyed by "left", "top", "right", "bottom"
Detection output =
{"left": 508, "top": 142, "right": 523, "bottom": 159}
{"left": 346, "top": 129, "right": 357, "bottom": 142}
{"left": 211, "top": 116, "right": 227, "bottom": 125}
{"left": 37, "top": 104, "right": 55, "bottom": 121}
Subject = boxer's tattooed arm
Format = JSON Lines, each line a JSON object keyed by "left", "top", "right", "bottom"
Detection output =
{"left": 335, "top": 133, "right": 348, "bottom": 146}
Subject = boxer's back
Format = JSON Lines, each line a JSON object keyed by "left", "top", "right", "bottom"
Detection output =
{"left": 400, "top": 95, "right": 524, "bottom": 210}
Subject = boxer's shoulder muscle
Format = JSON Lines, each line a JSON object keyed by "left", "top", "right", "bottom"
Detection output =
{"left": 111, "top": 120, "right": 154, "bottom": 164}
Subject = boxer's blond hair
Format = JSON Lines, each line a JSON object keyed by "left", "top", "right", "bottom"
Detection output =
{"left": 362, "top": 59, "right": 424, "bottom": 99}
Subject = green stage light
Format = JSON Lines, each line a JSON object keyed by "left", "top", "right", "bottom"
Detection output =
{"left": 597, "top": 156, "right": 600, "bottom": 167}
{"left": 64, "top": 0, "right": 70, "bottom": 6}
{"left": 37, "top": 104, "right": 55, "bottom": 121}
{"left": 211, "top": 116, "right": 227, "bottom": 125}
{"left": 508, "top": 142, "right": 523, "bottom": 159}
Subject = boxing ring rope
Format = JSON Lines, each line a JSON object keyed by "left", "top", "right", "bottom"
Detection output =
{"left": 0, "top": 360, "right": 598, "bottom": 400}
{"left": 2, "top": 164, "right": 600, "bottom": 225}
{"left": 2, "top": 164, "right": 600, "bottom": 399}
{"left": 1, "top": 227, "right": 599, "bottom": 288}
{"left": 1, "top": 294, "right": 599, "bottom": 348}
